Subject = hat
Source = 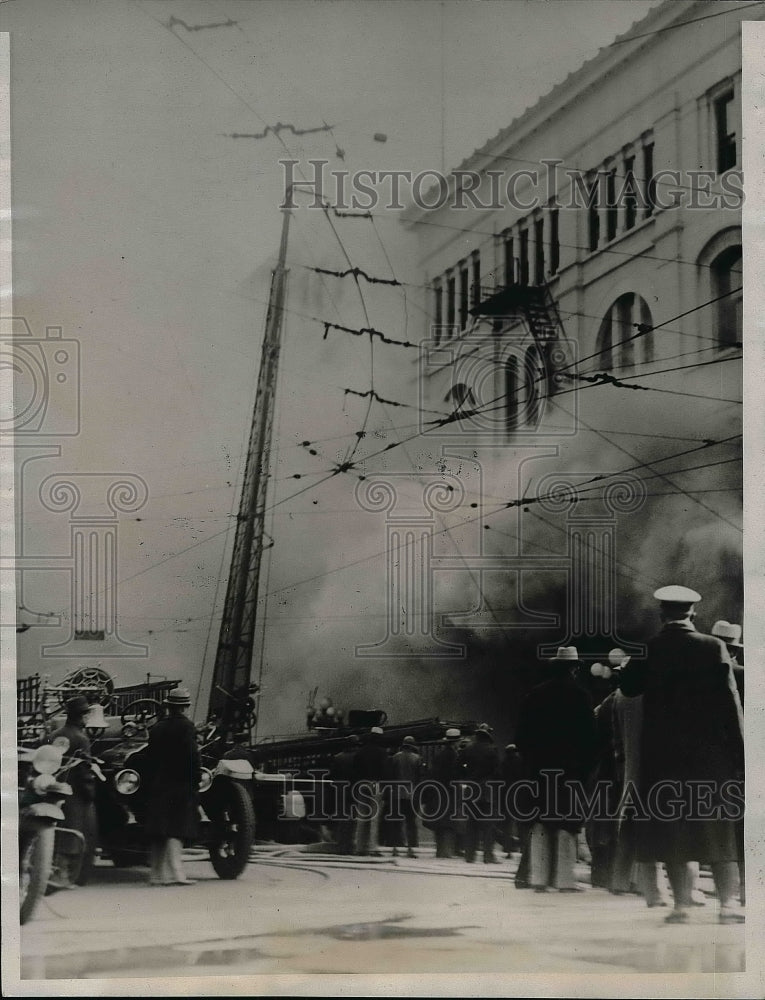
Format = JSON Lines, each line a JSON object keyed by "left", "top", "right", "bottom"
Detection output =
{"left": 66, "top": 695, "right": 91, "bottom": 716}
{"left": 444, "top": 728, "right": 461, "bottom": 740}
{"left": 476, "top": 723, "right": 494, "bottom": 734}
{"left": 711, "top": 621, "right": 743, "bottom": 647}
{"left": 166, "top": 688, "right": 192, "bottom": 706}
{"left": 549, "top": 646, "right": 579, "bottom": 662}
{"left": 370, "top": 726, "right": 384, "bottom": 736}
{"left": 402, "top": 735, "right": 416, "bottom": 745}
{"left": 653, "top": 585, "right": 701, "bottom": 604}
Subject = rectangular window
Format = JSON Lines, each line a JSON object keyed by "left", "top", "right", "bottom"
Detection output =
{"left": 549, "top": 208, "right": 559, "bottom": 275}
{"left": 643, "top": 143, "right": 655, "bottom": 218}
{"left": 471, "top": 252, "right": 481, "bottom": 307}
{"left": 446, "top": 272, "right": 456, "bottom": 331}
{"left": 534, "top": 217, "right": 545, "bottom": 284}
{"left": 606, "top": 168, "right": 617, "bottom": 242}
{"left": 519, "top": 228, "right": 529, "bottom": 285}
{"left": 624, "top": 156, "right": 636, "bottom": 230}
{"left": 459, "top": 262, "right": 469, "bottom": 329}
{"left": 503, "top": 231, "right": 514, "bottom": 285}
{"left": 588, "top": 175, "right": 600, "bottom": 251}
{"left": 715, "top": 90, "right": 736, "bottom": 173}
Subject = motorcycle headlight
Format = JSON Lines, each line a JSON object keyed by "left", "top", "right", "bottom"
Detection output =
{"left": 115, "top": 768, "right": 140, "bottom": 795}
{"left": 32, "top": 745, "right": 64, "bottom": 775}
{"left": 33, "top": 773, "right": 56, "bottom": 794}
{"left": 198, "top": 768, "right": 213, "bottom": 793}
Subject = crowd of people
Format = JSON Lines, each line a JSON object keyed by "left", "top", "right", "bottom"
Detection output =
{"left": 39, "top": 583, "right": 744, "bottom": 921}
{"left": 324, "top": 585, "right": 745, "bottom": 925}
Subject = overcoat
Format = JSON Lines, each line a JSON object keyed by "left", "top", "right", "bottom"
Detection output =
{"left": 618, "top": 621, "right": 744, "bottom": 862}
{"left": 144, "top": 713, "right": 202, "bottom": 842}
{"left": 515, "top": 671, "right": 598, "bottom": 833}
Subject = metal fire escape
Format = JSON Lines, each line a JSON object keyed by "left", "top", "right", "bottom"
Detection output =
{"left": 206, "top": 199, "right": 292, "bottom": 739}
{"left": 469, "top": 268, "right": 568, "bottom": 356}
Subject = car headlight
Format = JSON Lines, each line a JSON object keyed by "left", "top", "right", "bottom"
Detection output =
{"left": 115, "top": 768, "right": 141, "bottom": 795}
{"left": 198, "top": 768, "right": 213, "bottom": 793}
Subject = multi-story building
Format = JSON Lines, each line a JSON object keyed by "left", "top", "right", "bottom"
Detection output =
{"left": 400, "top": 0, "right": 752, "bottom": 658}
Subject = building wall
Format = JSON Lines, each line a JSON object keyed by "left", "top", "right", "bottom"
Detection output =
{"left": 401, "top": 0, "right": 750, "bottom": 651}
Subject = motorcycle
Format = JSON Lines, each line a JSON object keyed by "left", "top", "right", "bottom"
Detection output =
{"left": 18, "top": 743, "right": 85, "bottom": 924}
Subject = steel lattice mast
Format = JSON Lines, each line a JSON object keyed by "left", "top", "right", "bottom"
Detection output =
{"left": 207, "top": 195, "right": 292, "bottom": 734}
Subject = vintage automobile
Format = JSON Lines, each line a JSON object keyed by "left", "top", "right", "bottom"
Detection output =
{"left": 91, "top": 697, "right": 256, "bottom": 879}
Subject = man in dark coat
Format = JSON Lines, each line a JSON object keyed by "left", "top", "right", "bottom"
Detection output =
{"left": 49, "top": 695, "right": 99, "bottom": 887}
{"left": 144, "top": 687, "right": 201, "bottom": 886}
{"left": 515, "top": 646, "right": 598, "bottom": 891}
{"left": 461, "top": 724, "right": 501, "bottom": 864}
{"left": 331, "top": 735, "right": 360, "bottom": 855}
{"left": 429, "top": 728, "right": 464, "bottom": 858}
{"left": 619, "top": 586, "right": 744, "bottom": 924}
{"left": 389, "top": 736, "right": 424, "bottom": 858}
{"left": 351, "top": 727, "right": 388, "bottom": 856}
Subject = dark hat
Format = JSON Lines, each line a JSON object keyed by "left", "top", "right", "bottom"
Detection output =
{"left": 166, "top": 687, "right": 192, "bottom": 706}
{"left": 402, "top": 735, "right": 416, "bottom": 745}
{"left": 66, "top": 695, "right": 91, "bottom": 716}
{"left": 475, "top": 723, "right": 494, "bottom": 741}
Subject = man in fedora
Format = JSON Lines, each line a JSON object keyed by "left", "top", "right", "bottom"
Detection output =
{"left": 711, "top": 621, "right": 744, "bottom": 708}
{"left": 389, "top": 736, "right": 424, "bottom": 858}
{"left": 49, "top": 695, "right": 99, "bottom": 887}
{"left": 619, "top": 586, "right": 744, "bottom": 924}
{"left": 515, "top": 647, "right": 598, "bottom": 891}
{"left": 461, "top": 724, "right": 501, "bottom": 864}
{"left": 144, "top": 687, "right": 201, "bottom": 886}
{"left": 429, "top": 728, "right": 463, "bottom": 859}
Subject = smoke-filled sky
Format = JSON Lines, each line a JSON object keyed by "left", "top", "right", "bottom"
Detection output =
{"left": 11, "top": 0, "right": 747, "bottom": 740}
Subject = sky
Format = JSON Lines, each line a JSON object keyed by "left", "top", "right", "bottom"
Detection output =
{"left": 4, "top": 0, "right": 681, "bottom": 734}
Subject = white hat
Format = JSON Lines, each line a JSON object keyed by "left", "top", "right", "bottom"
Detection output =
{"left": 653, "top": 585, "right": 701, "bottom": 604}
{"left": 370, "top": 726, "right": 384, "bottom": 735}
{"left": 444, "top": 728, "right": 461, "bottom": 740}
{"left": 549, "top": 646, "right": 579, "bottom": 662}
{"left": 711, "top": 620, "right": 743, "bottom": 647}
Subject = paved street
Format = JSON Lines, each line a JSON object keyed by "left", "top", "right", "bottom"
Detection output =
{"left": 18, "top": 845, "right": 746, "bottom": 985}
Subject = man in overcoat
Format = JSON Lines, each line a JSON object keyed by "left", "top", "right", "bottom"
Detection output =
{"left": 144, "top": 687, "right": 201, "bottom": 886}
{"left": 49, "top": 695, "right": 99, "bottom": 887}
{"left": 515, "top": 646, "right": 599, "bottom": 891}
{"left": 619, "top": 586, "right": 744, "bottom": 923}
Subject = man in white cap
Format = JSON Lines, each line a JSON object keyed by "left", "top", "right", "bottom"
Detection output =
{"left": 619, "top": 586, "right": 744, "bottom": 924}
{"left": 515, "top": 647, "right": 598, "bottom": 891}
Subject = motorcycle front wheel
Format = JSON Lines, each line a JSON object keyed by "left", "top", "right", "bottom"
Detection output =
{"left": 19, "top": 824, "right": 55, "bottom": 925}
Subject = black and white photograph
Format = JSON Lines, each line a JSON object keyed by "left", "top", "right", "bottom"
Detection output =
{"left": 1, "top": 1, "right": 764, "bottom": 995}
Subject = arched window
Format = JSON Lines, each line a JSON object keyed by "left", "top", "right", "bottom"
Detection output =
{"left": 697, "top": 230, "right": 742, "bottom": 346}
{"left": 524, "top": 345, "right": 543, "bottom": 427}
{"left": 505, "top": 357, "right": 520, "bottom": 433}
{"left": 710, "top": 245, "right": 742, "bottom": 346}
{"left": 595, "top": 294, "right": 654, "bottom": 371}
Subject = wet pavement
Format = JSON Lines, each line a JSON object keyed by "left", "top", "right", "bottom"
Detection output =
{"left": 15, "top": 845, "right": 748, "bottom": 985}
